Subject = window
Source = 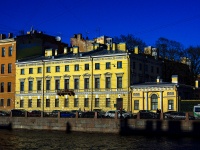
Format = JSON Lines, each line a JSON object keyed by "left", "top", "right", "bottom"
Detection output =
{"left": 64, "top": 98, "right": 69, "bottom": 107}
{"left": 74, "top": 64, "right": 79, "bottom": 71}
{"left": 2, "top": 47, "right": 5, "bottom": 57}
{"left": 8, "top": 46, "right": 12, "bottom": 56}
{"left": 29, "top": 68, "right": 33, "bottom": 74}
{"left": 95, "top": 78, "right": 100, "bottom": 89}
{"left": 7, "top": 82, "right": 11, "bottom": 92}
{"left": 55, "top": 66, "right": 60, "bottom": 72}
{"left": 37, "top": 67, "right": 42, "bottom": 73}
{"left": 0, "top": 82, "right": 4, "bottom": 92}
{"left": 46, "top": 99, "right": 50, "bottom": 107}
{"left": 64, "top": 79, "right": 69, "bottom": 90}
{"left": 28, "top": 81, "right": 33, "bottom": 91}
{"left": 151, "top": 66, "right": 154, "bottom": 73}
{"left": 37, "top": 99, "right": 41, "bottom": 107}
{"left": 20, "top": 81, "right": 24, "bottom": 92}
{"left": 139, "top": 63, "right": 142, "bottom": 71}
{"left": 8, "top": 63, "right": 12, "bottom": 73}
{"left": 28, "top": 99, "right": 32, "bottom": 107}
{"left": 84, "top": 98, "right": 89, "bottom": 107}
{"left": 106, "top": 62, "right": 110, "bottom": 69}
{"left": 21, "top": 69, "right": 25, "bottom": 75}
{"left": 95, "top": 63, "right": 100, "bottom": 70}
{"left": 151, "top": 94, "right": 158, "bottom": 110}
{"left": 168, "top": 100, "right": 174, "bottom": 110}
{"left": 55, "top": 80, "right": 60, "bottom": 90}
{"left": 95, "top": 98, "right": 99, "bottom": 107}
{"left": 1, "top": 64, "right": 5, "bottom": 74}
{"left": 105, "top": 77, "right": 111, "bottom": 89}
{"left": 55, "top": 99, "right": 59, "bottom": 107}
{"left": 145, "top": 64, "right": 148, "bottom": 72}
{"left": 117, "top": 77, "right": 122, "bottom": 88}
{"left": 117, "top": 61, "right": 122, "bottom": 68}
{"left": 46, "top": 66, "right": 51, "bottom": 73}
{"left": 134, "top": 100, "right": 139, "bottom": 110}
{"left": 85, "top": 64, "right": 89, "bottom": 70}
{"left": 106, "top": 98, "right": 110, "bottom": 107}
{"left": 7, "top": 99, "right": 11, "bottom": 106}
{"left": 65, "top": 65, "right": 69, "bottom": 71}
{"left": 84, "top": 78, "right": 89, "bottom": 89}
{"left": 20, "top": 99, "right": 24, "bottom": 108}
{"left": 0, "top": 99, "right": 4, "bottom": 106}
{"left": 74, "top": 98, "right": 79, "bottom": 107}
{"left": 37, "top": 80, "right": 42, "bottom": 91}
{"left": 74, "top": 79, "right": 79, "bottom": 89}
{"left": 46, "top": 80, "right": 50, "bottom": 90}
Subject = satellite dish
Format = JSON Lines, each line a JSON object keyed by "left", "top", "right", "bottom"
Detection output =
{"left": 55, "top": 36, "right": 61, "bottom": 41}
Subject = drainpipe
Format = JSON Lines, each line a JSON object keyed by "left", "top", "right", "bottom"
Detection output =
{"left": 91, "top": 57, "right": 93, "bottom": 111}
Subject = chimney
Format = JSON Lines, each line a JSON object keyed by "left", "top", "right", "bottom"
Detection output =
{"left": 0, "top": 34, "right": 6, "bottom": 40}
{"left": 134, "top": 46, "right": 139, "bottom": 54}
{"left": 112, "top": 43, "right": 116, "bottom": 50}
{"left": 171, "top": 75, "right": 178, "bottom": 83}
{"left": 8, "top": 33, "right": 13, "bottom": 38}
{"left": 64, "top": 47, "right": 68, "bottom": 54}
{"left": 55, "top": 49, "right": 58, "bottom": 56}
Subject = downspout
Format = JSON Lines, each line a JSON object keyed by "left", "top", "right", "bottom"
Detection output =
{"left": 91, "top": 57, "right": 93, "bottom": 111}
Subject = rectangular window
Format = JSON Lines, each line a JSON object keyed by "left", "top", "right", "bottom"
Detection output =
{"left": 2, "top": 47, "right": 5, "bottom": 57}
{"left": 46, "top": 99, "right": 50, "bottom": 107}
{"left": 20, "top": 100, "right": 24, "bottom": 108}
{"left": 134, "top": 100, "right": 139, "bottom": 110}
{"left": 95, "top": 78, "right": 100, "bottom": 89}
{"left": 85, "top": 64, "right": 89, "bottom": 70}
{"left": 55, "top": 99, "right": 59, "bottom": 107}
{"left": 84, "top": 98, "right": 89, "bottom": 107}
{"left": 64, "top": 79, "right": 69, "bottom": 90}
{"left": 151, "top": 99, "right": 158, "bottom": 110}
{"left": 7, "top": 99, "right": 11, "bottom": 106}
{"left": 106, "top": 62, "right": 111, "bottom": 69}
{"left": 8, "top": 46, "right": 12, "bottom": 56}
{"left": 37, "top": 67, "right": 42, "bottom": 73}
{"left": 20, "top": 81, "right": 24, "bottom": 92}
{"left": 28, "top": 81, "right": 33, "bottom": 91}
{"left": 0, "top": 82, "right": 4, "bottom": 92}
{"left": 95, "top": 98, "right": 99, "bottom": 107}
{"left": 29, "top": 68, "right": 33, "bottom": 74}
{"left": 8, "top": 63, "right": 12, "bottom": 73}
{"left": 65, "top": 65, "right": 69, "bottom": 71}
{"left": 168, "top": 100, "right": 174, "bottom": 110}
{"left": 55, "top": 66, "right": 60, "bottom": 72}
{"left": 105, "top": 77, "right": 111, "bottom": 89}
{"left": 74, "top": 98, "right": 79, "bottom": 107}
{"left": 117, "top": 61, "right": 122, "bottom": 68}
{"left": 21, "top": 69, "right": 25, "bottom": 75}
{"left": 84, "top": 78, "right": 89, "bottom": 89}
{"left": 46, "top": 66, "right": 51, "bottom": 73}
{"left": 74, "top": 79, "right": 79, "bottom": 89}
{"left": 0, "top": 99, "right": 4, "bottom": 106}
{"left": 7, "top": 82, "right": 11, "bottom": 92}
{"left": 74, "top": 64, "right": 79, "bottom": 71}
{"left": 117, "top": 77, "right": 122, "bottom": 88}
{"left": 28, "top": 99, "right": 32, "bottom": 107}
{"left": 55, "top": 80, "right": 60, "bottom": 90}
{"left": 37, "top": 80, "right": 42, "bottom": 91}
{"left": 106, "top": 98, "right": 110, "bottom": 107}
{"left": 46, "top": 80, "right": 50, "bottom": 90}
{"left": 37, "top": 99, "right": 41, "bottom": 107}
{"left": 1, "top": 64, "right": 5, "bottom": 74}
{"left": 64, "top": 98, "right": 69, "bottom": 107}
{"left": 95, "top": 63, "right": 100, "bottom": 70}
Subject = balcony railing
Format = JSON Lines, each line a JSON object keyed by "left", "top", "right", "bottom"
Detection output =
{"left": 56, "top": 89, "right": 75, "bottom": 96}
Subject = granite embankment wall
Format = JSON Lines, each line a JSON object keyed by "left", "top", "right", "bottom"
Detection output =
{"left": 1, "top": 112, "right": 200, "bottom": 136}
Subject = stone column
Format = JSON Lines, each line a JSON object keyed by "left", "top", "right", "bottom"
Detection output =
{"left": 145, "top": 92, "right": 148, "bottom": 110}
{"left": 160, "top": 91, "right": 163, "bottom": 112}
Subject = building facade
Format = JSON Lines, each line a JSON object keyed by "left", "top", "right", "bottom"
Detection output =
{"left": 0, "top": 34, "right": 16, "bottom": 110}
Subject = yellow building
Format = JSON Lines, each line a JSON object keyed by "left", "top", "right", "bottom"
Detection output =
{"left": 15, "top": 44, "right": 132, "bottom": 112}
{"left": 130, "top": 75, "right": 196, "bottom": 113}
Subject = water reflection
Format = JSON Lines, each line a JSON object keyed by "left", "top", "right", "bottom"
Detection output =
{"left": 0, "top": 129, "right": 199, "bottom": 150}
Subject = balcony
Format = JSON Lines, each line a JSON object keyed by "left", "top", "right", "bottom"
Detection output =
{"left": 56, "top": 89, "right": 75, "bottom": 96}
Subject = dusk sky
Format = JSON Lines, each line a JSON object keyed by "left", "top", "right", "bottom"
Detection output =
{"left": 0, "top": 0, "right": 200, "bottom": 48}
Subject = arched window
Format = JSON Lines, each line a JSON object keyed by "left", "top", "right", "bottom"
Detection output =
{"left": 151, "top": 94, "right": 158, "bottom": 110}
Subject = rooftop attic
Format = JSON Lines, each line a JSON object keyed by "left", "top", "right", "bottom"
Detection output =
{"left": 0, "top": 33, "right": 14, "bottom": 40}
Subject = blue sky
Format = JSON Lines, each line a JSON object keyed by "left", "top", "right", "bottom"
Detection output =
{"left": 0, "top": 0, "right": 200, "bottom": 48}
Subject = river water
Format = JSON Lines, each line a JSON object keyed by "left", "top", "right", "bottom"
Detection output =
{"left": 0, "top": 129, "right": 200, "bottom": 150}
